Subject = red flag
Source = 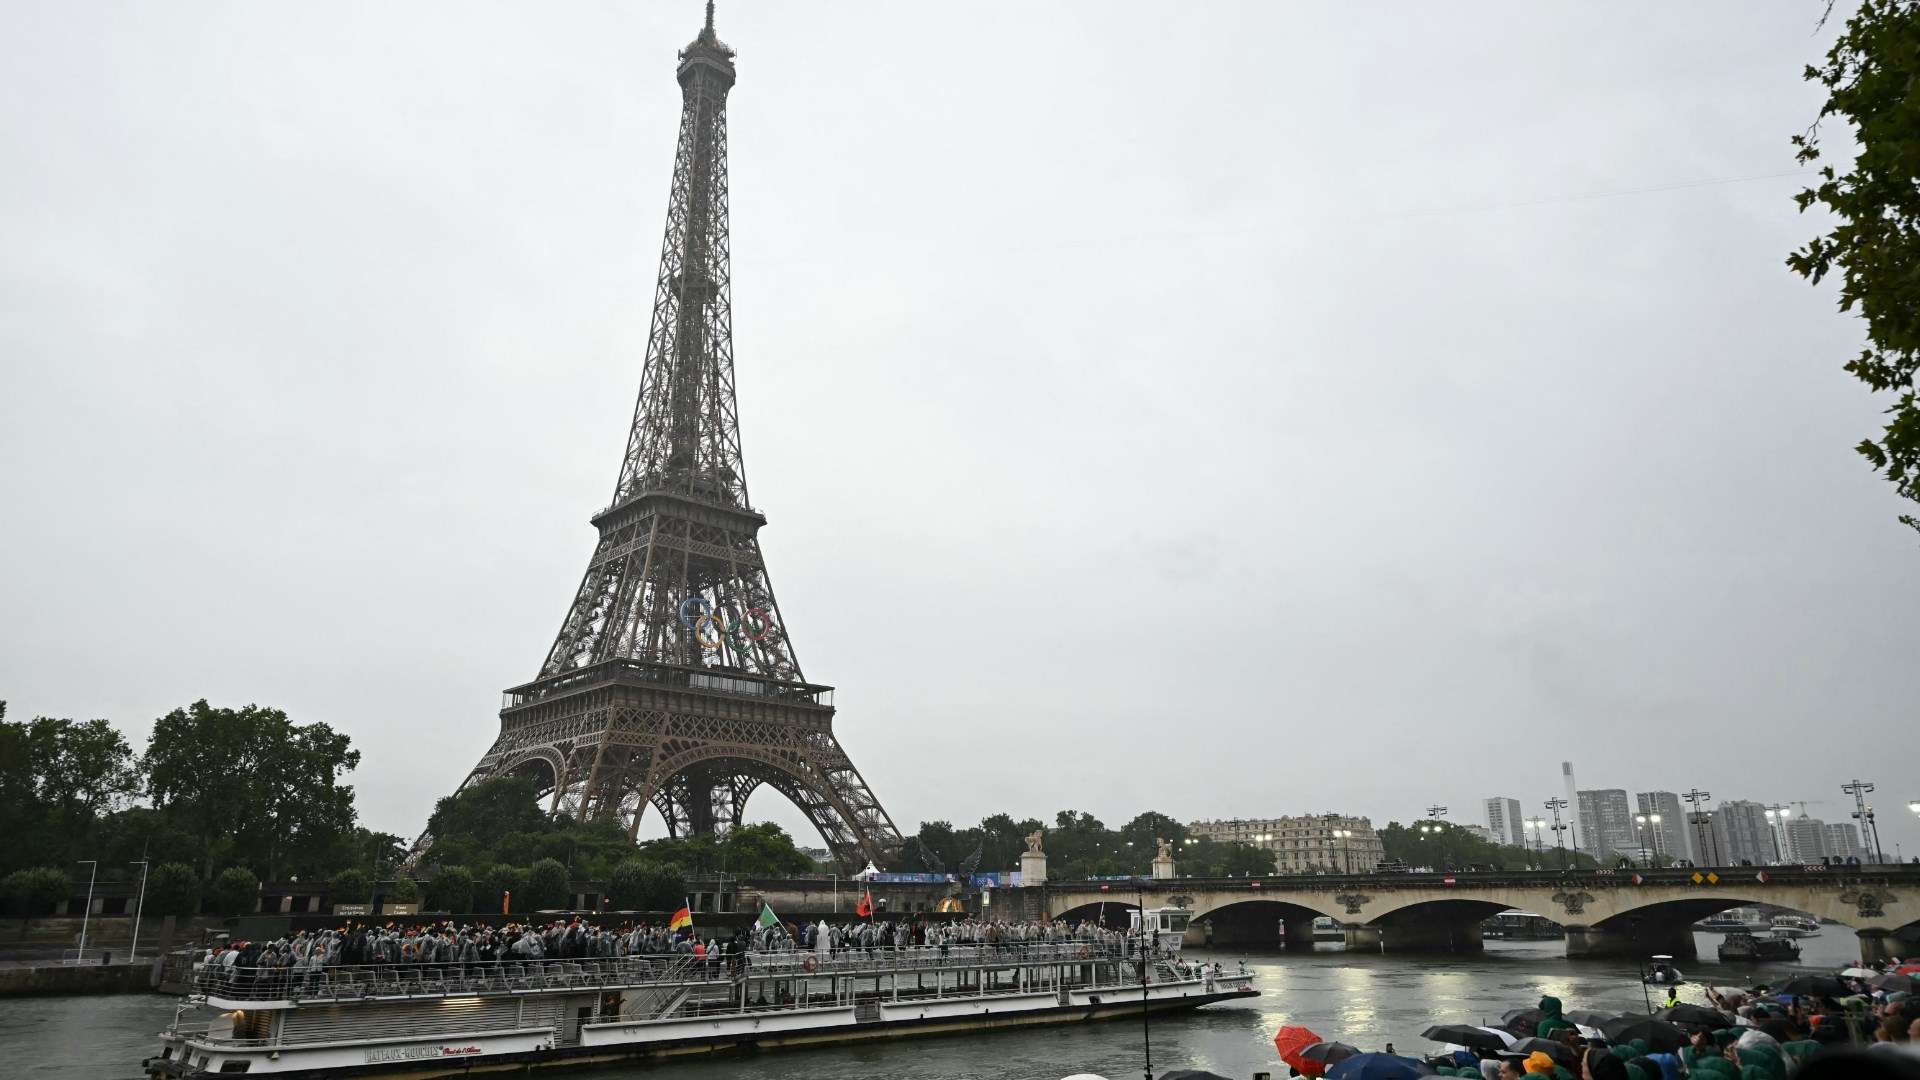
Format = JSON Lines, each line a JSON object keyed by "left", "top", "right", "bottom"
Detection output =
{"left": 855, "top": 889, "right": 874, "bottom": 918}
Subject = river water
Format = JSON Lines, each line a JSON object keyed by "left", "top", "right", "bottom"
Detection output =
{"left": 3, "top": 932, "right": 1868, "bottom": 1080}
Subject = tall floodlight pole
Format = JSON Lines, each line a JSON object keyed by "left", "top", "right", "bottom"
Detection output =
{"left": 75, "top": 860, "right": 97, "bottom": 961}
{"left": 1842, "top": 780, "right": 1881, "bottom": 863}
{"left": 1681, "top": 789, "right": 1714, "bottom": 865}
{"left": 128, "top": 859, "right": 150, "bottom": 963}
{"left": 1527, "top": 818, "right": 1547, "bottom": 868}
{"left": 1763, "top": 805, "right": 1790, "bottom": 864}
{"left": 1633, "top": 814, "right": 1652, "bottom": 868}
{"left": 1545, "top": 799, "right": 1570, "bottom": 869}
{"left": 1648, "top": 813, "right": 1662, "bottom": 864}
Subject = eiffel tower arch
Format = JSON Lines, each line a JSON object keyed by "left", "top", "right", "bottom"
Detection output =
{"left": 433, "top": 4, "right": 902, "bottom": 871}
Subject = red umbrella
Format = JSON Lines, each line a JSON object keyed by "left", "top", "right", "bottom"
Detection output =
{"left": 1276, "top": 1026, "right": 1325, "bottom": 1074}
{"left": 1896, "top": 964, "right": 1920, "bottom": 976}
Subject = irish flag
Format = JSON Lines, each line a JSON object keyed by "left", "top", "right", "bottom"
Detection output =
{"left": 757, "top": 902, "right": 779, "bottom": 930}
{"left": 669, "top": 902, "right": 693, "bottom": 931}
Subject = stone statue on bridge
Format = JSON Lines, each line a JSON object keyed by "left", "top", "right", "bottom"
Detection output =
{"left": 1156, "top": 838, "right": 1173, "bottom": 862}
{"left": 1026, "top": 830, "right": 1045, "bottom": 855}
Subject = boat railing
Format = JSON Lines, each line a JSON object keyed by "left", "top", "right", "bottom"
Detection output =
{"left": 186, "top": 942, "right": 1128, "bottom": 1003}
{"left": 188, "top": 953, "right": 721, "bottom": 1002}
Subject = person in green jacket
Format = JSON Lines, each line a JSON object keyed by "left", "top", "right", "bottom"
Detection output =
{"left": 1537, "top": 996, "right": 1577, "bottom": 1039}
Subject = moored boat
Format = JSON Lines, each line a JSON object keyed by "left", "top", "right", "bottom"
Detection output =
{"left": 1718, "top": 932, "right": 1800, "bottom": 962}
{"left": 144, "top": 941, "right": 1254, "bottom": 1078}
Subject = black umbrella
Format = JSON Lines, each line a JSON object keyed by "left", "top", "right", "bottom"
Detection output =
{"left": 1869, "top": 973, "right": 1916, "bottom": 994}
{"left": 1773, "top": 975, "right": 1849, "bottom": 999}
{"left": 1509, "top": 1039, "right": 1579, "bottom": 1066}
{"left": 1566, "top": 1009, "right": 1618, "bottom": 1027}
{"left": 1500, "top": 1008, "right": 1543, "bottom": 1036}
{"left": 1302, "top": 1041, "right": 1365, "bottom": 1066}
{"left": 1422, "top": 1025, "right": 1510, "bottom": 1053}
{"left": 1654, "top": 1003, "right": 1733, "bottom": 1030}
{"left": 1599, "top": 1015, "right": 1687, "bottom": 1052}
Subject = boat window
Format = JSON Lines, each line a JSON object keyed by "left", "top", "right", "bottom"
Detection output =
{"left": 218, "top": 1062, "right": 252, "bottom": 1073}
{"left": 1168, "top": 913, "right": 1190, "bottom": 932}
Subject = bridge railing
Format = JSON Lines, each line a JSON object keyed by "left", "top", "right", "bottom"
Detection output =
{"left": 1044, "top": 863, "right": 1920, "bottom": 891}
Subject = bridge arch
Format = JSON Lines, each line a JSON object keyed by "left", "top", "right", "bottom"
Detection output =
{"left": 1191, "top": 897, "right": 1338, "bottom": 950}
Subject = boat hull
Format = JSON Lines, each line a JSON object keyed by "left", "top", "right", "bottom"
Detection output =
{"left": 145, "top": 987, "right": 1257, "bottom": 1079}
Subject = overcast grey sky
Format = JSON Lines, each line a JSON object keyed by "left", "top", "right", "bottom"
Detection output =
{"left": 4, "top": 2, "right": 1916, "bottom": 862}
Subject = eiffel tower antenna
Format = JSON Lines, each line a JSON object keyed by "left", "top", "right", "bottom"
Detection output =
{"left": 423, "top": 3, "right": 902, "bottom": 871}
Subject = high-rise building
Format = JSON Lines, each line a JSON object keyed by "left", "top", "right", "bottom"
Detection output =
{"left": 1783, "top": 816, "right": 1828, "bottom": 861}
{"left": 1710, "top": 800, "right": 1775, "bottom": 865}
{"left": 1825, "top": 823, "right": 1865, "bottom": 861}
{"left": 1634, "top": 791, "right": 1692, "bottom": 863}
{"left": 1485, "top": 797, "right": 1524, "bottom": 847}
{"left": 1187, "top": 815, "right": 1386, "bottom": 874}
{"left": 1577, "top": 789, "right": 1635, "bottom": 860}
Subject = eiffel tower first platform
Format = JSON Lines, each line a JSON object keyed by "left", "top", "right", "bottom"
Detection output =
{"left": 440, "top": 4, "right": 902, "bottom": 871}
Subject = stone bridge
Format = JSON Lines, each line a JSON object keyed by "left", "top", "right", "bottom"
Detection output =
{"left": 1035, "top": 865, "right": 1920, "bottom": 962}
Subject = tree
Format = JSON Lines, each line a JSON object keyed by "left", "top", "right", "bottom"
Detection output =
{"left": 146, "top": 863, "right": 201, "bottom": 917}
{"left": 524, "top": 858, "right": 572, "bottom": 910}
{"left": 425, "top": 866, "right": 475, "bottom": 913}
{"left": 1790, "top": 0, "right": 1920, "bottom": 536}
{"left": 0, "top": 716, "right": 141, "bottom": 875}
{"left": 475, "top": 864, "right": 526, "bottom": 914}
{"left": 143, "top": 701, "right": 360, "bottom": 880}
{"left": 422, "top": 777, "right": 548, "bottom": 857}
{"left": 608, "top": 859, "right": 684, "bottom": 911}
{"left": 2, "top": 867, "right": 70, "bottom": 917}
{"left": 385, "top": 877, "right": 420, "bottom": 905}
{"left": 210, "top": 866, "right": 259, "bottom": 915}
{"left": 329, "top": 869, "right": 372, "bottom": 905}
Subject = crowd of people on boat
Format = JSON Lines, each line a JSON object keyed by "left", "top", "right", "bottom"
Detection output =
{"left": 746, "top": 915, "right": 1127, "bottom": 955}
{"left": 189, "top": 914, "right": 1132, "bottom": 989}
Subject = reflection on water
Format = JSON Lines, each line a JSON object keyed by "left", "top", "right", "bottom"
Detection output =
{"left": 4, "top": 932, "right": 1868, "bottom": 1080}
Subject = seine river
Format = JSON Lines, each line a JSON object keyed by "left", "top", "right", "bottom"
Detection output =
{"left": 5, "top": 933, "right": 1865, "bottom": 1080}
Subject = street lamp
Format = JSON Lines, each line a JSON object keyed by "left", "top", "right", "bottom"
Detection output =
{"left": 1647, "top": 813, "right": 1662, "bottom": 865}
{"left": 1526, "top": 818, "right": 1547, "bottom": 867}
{"left": 1633, "top": 815, "right": 1652, "bottom": 868}
{"left": 1331, "top": 829, "right": 1353, "bottom": 873}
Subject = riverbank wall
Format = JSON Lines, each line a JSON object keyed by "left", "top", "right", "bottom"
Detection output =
{"left": 0, "top": 962, "right": 153, "bottom": 997}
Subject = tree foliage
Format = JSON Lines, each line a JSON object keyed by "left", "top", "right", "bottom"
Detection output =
{"left": 608, "top": 858, "right": 684, "bottom": 911}
{"left": 1377, "top": 820, "right": 1597, "bottom": 871}
{"left": 475, "top": 864, "right": 526, "bottom": 914}
{"left": 146, "top": 862, "right": 201, "bottom": 917}
{"left": 1790, "top": 0, "right": 1920, "bottom": 536}
{"left": 0, "top": 716, "right": 140, "bottom": 873}
{"left": 145, "top": 701, "right": 360, "bottom": 880}
{"left": 904, "top": 810, "right": 1274, "bottom": 880}
{"left": 424, "top": 866, "right": 475, "bottom": 913}
{"left": 210, "top": 866, "right": 259, "bottom": 915}
{"left": 524, "top": 858, "right": 572, "bottom": 910}
{"left": 2, "top": 867, "right": 71, "bottom": 917}
{"left": 328, "top": 868, "right": 373, "bottom": 904}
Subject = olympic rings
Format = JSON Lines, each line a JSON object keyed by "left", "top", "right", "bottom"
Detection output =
{"left": 677, "top": 596, "right": 779, "bottom": 652}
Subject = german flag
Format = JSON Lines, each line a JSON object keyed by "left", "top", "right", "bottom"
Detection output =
{"left": 669, "top": 902, "right": 692, "bottom": 931}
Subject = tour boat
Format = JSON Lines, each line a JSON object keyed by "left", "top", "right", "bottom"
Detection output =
{"left": 1130, "top": 906, "right": 1193, "bottom": 953}
{"left": 143, "top": 941, "right": 1254, "bottom": 1078}
{"left": 1768, "top": 914, "right": 1821, "bottom": 939}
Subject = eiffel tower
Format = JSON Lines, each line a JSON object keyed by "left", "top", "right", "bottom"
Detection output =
{"left": 441, "top": 4, "right": 902, "bottom": 870}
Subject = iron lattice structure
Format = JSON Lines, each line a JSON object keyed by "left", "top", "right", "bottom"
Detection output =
{"left": 441, "top": 6, "right": 901, "bottom": 870}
